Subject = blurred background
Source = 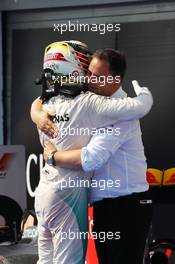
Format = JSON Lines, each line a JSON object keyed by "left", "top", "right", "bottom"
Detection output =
{"left": 0, "top": 0, "right": 175, "bottom": 262}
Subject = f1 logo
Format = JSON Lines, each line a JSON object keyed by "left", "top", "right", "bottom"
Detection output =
{"left": 0, "top": 154, "right": 14, "bottom": 171}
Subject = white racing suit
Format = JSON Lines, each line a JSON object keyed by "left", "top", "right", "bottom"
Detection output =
{"left": 35, "top": 89, "right": 153, "bottom": 264}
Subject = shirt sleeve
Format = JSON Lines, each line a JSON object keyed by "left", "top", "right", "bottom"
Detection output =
{"left": 86, "top": 87, "right": 153, "bottom": 128}
{"left": 81, "top": 122, "right": 137, "bottom": 172}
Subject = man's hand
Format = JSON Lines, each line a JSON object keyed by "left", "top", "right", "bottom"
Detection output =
{"left": 37, "top": 111, "right": 58, "bottom": 138}
{"left": 44, "top": 141, "right": 57, "bottom": 162}
{"left": 30, "top": 97, "right": 58, "bottom": 138}
{"left": 132, "top": 80, "right": 148, "bottom": 96}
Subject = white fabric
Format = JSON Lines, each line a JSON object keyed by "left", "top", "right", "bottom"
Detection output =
{"left": 35, "top": 182, "right": 88, "bottom": 264}
{"left": 81, "top": 88, "right": 150, "bottom": 203}
{"left": 39, "top": 89, "right": 152, "bottom": 185}
{"left": 36, "top": 86, "right": 153, "bottom": 263}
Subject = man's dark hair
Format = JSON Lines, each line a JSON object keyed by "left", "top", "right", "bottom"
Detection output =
{"left": 93, "top": 48, "right": 127, "bottom": 80}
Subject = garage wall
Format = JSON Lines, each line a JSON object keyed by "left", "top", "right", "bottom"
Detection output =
{"left": 119, "top": 20, "right": 175, "bottom": 169}
{"left": 3, "top": 1, "right": 175, "bottom": 209}
{"left": 0, "top": 0, "right": 154, "bottom": 11}
{"left": 0, "top": 12, "right": 3, "bottom": 144}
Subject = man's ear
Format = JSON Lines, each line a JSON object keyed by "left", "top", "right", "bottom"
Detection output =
{"left": 113, "top": 75, "right": 121, "bottom": 91}
{"left": 113, "top": 74, "right": 121, "bottom": 86}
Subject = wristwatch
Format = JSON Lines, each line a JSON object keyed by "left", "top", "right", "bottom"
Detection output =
{"left": 47, "top": 150, "right": 57, "bottom": 166}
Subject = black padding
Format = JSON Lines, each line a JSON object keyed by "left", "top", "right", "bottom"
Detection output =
{"left": 0, "top": 195, "right": 23, "bottom": 242}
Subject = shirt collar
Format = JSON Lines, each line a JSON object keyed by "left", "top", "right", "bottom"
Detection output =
{"left": 111, "top": 86, "right": 127, "bottom": 99}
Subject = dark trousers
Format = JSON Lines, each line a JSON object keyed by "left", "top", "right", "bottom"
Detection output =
{"left": 93, "top": 191, "right": 153, "bottom": 264}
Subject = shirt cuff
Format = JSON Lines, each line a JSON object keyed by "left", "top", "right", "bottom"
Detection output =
{"left": 81, "top": 147, "right": 92, "bottom": 172}
{"left": 81, "top": 147, "right": 102, "bottom": 172}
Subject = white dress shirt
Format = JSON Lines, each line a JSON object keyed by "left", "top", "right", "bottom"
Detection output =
{"left": 81, "top": 88, "right": 149, "bottom": 204}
